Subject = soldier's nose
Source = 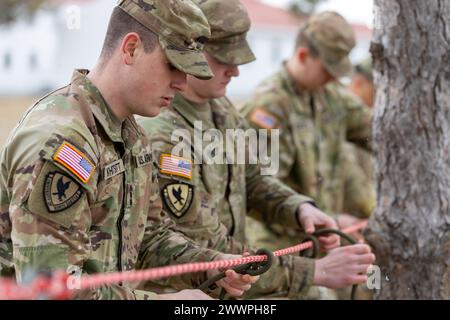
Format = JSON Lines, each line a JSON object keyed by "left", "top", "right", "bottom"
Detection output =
{"left": 171, "top": 72, "right": 187, "bottom": 92}
{"left": 226, "top": 65, "right": 240, "bottom": 77}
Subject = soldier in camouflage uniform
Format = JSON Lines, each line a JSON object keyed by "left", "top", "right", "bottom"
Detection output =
{"left": 349, "top": 57, "right": 374, "bottom": 109}
{"left": 0, "top": 0, "right": 258, "bottom": 300}
{"left": 241, "top": 11, "right": 375, "bottom": 236}
{"left": 346, "top": 57, "right": 375, "bottom": 182}
{"left": 241, "top": 12, "right": 375, "bottom": 298}
{"left": 137, "top": 0, "right": 375, "bottom": 299}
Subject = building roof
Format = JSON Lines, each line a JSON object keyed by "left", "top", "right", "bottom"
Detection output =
{"left": 50, "top": 0, "right": 372, "bottom": 38}
{"left": 242, "top": 0, "right": 372, "bottom": 39}
{"left": 49, "top": 0, "right": 93, "bottom": 4}
{"left": 241, "top": 0, "right": 305, "bottom": 29}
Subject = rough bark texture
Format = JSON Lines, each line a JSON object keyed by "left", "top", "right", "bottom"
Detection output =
{"left": 365, "top": 0, "right": 450, "bottom": 299}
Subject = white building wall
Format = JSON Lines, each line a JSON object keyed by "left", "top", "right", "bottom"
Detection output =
{"left": 0, "top": 11, "right": 58, "bottom": 95}
{"left": 228, "top": 25, "right": 297, "bottom": 102}
{"left": 51, "top": 0, "right": 113, "bottom": 89}
{"left": 0, "top": 0, "right": 112, "bottom": 95}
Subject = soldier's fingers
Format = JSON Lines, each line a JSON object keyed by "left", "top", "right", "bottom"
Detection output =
{"left": 347, "top": 274, "right": 368, "bottom": 285}
{"left": 318, "top": 235, "right": 340, "bottom": 249}
{"left": 217, "top": 279, "right": 245, "bottom": 297}
{"left": 355, "top": 253, "right": 376, "bottom": 265}
{"left": 323, "top": 217, "right": 339, "bottom": 230}
{"left": 301, "top": 217, "right": 315, "bottom": 234}
{"left": 318, "top": 234, "right": 339, "bottom": 245}
{"left": 247, "top": 275, "right": 260, "bottom": 284}
{"left": 344, "top": 244, "right": 371, "bottom": 255}
{"left": 346, "top": 263, "right": 372, "bottom": 275}
{"left": 224, "top": 270, "right": 255, "bottom": 286}
{"left": 239, "top": 274, "right": 260, "bottom": 284}
{"left": 226, "top": 281, "right": 252, "bottom": 292}
{"left": 356, "top": 264, "right": 372, "bottom": 274}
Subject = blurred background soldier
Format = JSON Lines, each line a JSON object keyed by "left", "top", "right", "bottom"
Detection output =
{"left": 242, "top": 11, "right": 375, "bottom": 299}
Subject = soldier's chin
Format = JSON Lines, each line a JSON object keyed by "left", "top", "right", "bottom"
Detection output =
{"left": 213, "top": 87, "right": 227, "bottom": 99}
{"left": 141, "top": 106, "right": 162, "bottom": 118}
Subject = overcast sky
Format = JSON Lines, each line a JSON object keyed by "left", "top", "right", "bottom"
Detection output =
{"left": 262, "top": 0, "right": 374, "bottom": 27}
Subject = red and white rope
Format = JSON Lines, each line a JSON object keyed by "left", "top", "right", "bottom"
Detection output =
{"left": 0, "top": 221, "right": 368, "bottom": 300}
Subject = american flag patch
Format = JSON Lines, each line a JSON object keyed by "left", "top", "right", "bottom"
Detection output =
{"left": 159, "top": 154, "right": 192, "bottom": 180}
{"left": 250, "top": 109, "right": 278, "bottom": 129}
{"left": 53, "top": 141, "right": 96, "bottom": 183}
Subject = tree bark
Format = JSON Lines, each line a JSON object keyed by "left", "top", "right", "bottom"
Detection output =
{"left": 365, "top": 0, "right": 450, "bottom": 299}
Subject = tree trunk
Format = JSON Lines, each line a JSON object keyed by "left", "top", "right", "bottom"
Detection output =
{"left": 365, "top": 0, "right": 450, "bottom": 299}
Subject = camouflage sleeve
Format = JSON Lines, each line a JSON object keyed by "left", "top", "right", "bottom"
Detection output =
{"left": 332, "top": 85, "right": 373, "bottom": 151}
{"left": 245, "top": 163, "right": 314, "bottom": 230}
{"left": 0, "top": 161, "right": 14, "bottom": 278}
{"left": 232, "top": 108, "right": 313, "bottom": 229}
{"left": 7, "top": 159, "right": 158, "bottom": 299}
{"left": 241, "top": 96, "right": 296, "bottom": 180}
{"left": 243, "top": 253, "right": 315, "bottom": 299}
{"left": 136, "top": 163, "right": 222, "bottom": 291}
{"left": 135, "top": 116, "right": 224, "bottom": 291}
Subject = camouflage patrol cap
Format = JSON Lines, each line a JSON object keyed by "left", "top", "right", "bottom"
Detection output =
{"left": 118, "top": 0, "right": 213, "bottom": 80}
{"left": 301, "top": 11, "right": 356, "bottom": 78}
{"left": 355, "top": 56, "right": 373, "bottom": 81}
{"left": 195, "top": 0, "right": 255, "bottom": 66}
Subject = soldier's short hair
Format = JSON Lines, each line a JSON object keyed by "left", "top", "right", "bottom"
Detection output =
{"left": 100, "top": 7, "right": 159, "bottom": 63}
{"left": 294, "top": 32, "right": 320, "bottom": 58}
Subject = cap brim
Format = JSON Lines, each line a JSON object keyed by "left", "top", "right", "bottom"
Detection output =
{"left": 206, "top": 39, "right": 256, "bottom": 66}
{"left": 159, "top": 38, "right": 214, "bottom": 80}
{"left": 323, "top": 55, "right": 352, "bottom": 79}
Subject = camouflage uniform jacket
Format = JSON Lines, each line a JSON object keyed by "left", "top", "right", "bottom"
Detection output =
{"left": 0, "top": 70, "right": 219, "bottom": 299}
{"left": 137, "top": 94, "right": 316, "bottom": 297}
{"left": 242, "top": 65, "right": 374, "bottom": 217}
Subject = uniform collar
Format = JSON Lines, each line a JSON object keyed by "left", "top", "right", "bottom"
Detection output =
{"left": 172, "top": 93, "right": 216, "bottom": 131}
{"left": 279, "top": 63, "right": 314, "bottom": 114}
{"left": 71, "top": 69, "right": 124, "bottom": 143}
{"left": 281, "top": 63, "right": 310, "bottom": 98}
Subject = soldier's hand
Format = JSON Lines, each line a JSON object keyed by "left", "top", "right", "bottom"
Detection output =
{"left": 297, "top": 203, "right": 340, "bottom": 250}
{"left": 208, "top": 253, "right": 260, "bottom": 297}
{"left": 313, "top": 244, "right": 375, "bottom": 289}
{"left": 158, "top": 289, "right": 215, "bottom": 300}
{"left": 336, "top": 214, "right": 367, "bottom": 242}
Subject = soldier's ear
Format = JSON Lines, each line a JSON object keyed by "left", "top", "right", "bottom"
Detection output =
{"left": 296, "top": 47, "right": 309, "bottom": 64}
{"left": 352, "top": 74, "right": 365, "bottom": 89}
{"left": 121, "top": 32, "right": 141, "bottom": 65}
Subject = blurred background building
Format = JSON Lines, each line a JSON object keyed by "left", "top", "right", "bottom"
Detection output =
{"left": 0, "top": 0, "right": 374, "bottom": 145}
{"left": 0, "top": 0, "right": 373, "bottom": 100}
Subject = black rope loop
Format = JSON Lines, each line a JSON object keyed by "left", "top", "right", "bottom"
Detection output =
{"left": 198, "top": 248, "right": 274, "bottom": 300}
{"left": 300, "top": 228, "right": 360, "bottom": 300}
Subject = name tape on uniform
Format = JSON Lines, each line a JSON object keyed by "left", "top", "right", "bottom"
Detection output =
{"left": 53, "top": 141, "right": 96, "bottom": 184}
{"left": 159, "top": 154, "right": 192, "bottom": 180}
{"left": 135, "top": 152, "right": 152, "bottom": 168}
{"left": 104, "top": 159, "right": 125, "bottom": 180}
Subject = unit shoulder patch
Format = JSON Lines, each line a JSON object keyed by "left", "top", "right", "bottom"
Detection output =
{"left": 162, "top": 183, "right": 194, "bottom": 218}
{"left": 44, "top": 171, "right": 83, "bottom": 213}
